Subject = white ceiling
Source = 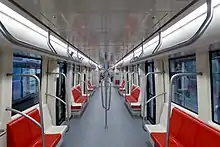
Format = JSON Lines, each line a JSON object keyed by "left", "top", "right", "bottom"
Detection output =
{"left": 13, "top": 0, "right": 192, "bottom": 65}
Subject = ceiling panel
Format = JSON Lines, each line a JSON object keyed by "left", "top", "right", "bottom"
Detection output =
{"left": 13, "top": 0, "right": 193, "bottom": 64}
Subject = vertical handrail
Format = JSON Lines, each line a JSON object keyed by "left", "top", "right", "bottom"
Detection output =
{"left": 100, "top": 71, "right": 112, "bottom": 129}
{"left": 166, "top": 72, "right": 202, "bottom": 147}
{"left": 47, "top": 72, "right": 70, "bottom": 131}
{"left": 47, "top": 31, "right": 57, "bottom": 54}
{"left": 142, "top": 72, "right": 164, "bottom": 126}
{"left": 6, "top": 73, "right": 45, "bottom": 147}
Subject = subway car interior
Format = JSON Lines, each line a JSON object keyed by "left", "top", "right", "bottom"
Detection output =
{"left": 1, "top": 0, "right": 220, "bottom": 146}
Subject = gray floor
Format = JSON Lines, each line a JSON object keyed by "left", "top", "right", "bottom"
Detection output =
{"left": 62, "top": 87, "right": 149, "bottom": 147}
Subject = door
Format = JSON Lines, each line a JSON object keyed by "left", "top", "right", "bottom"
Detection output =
{"left": 145, "top": 62, "right": 156, "bottom": 124}
{"left": 84, "top": 67, "right": 87, "bottom": 94}
{"left": 56, "top": 62, "right": 67, "bottom": 125}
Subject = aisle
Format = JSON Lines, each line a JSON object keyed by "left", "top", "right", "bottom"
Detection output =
{"left": 63, "top": 87, "right": 149, "bottom": 147}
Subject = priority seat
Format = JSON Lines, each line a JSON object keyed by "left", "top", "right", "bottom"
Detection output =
{"left": 7, "top": 108, "right": 63, "bottom": 147}
{"left": 151, "top": 107, "right": 220, "bottom": 147}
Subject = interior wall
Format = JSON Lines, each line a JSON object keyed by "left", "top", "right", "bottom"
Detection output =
{"left": 0, "top": 49, "right": 13, "bottom": 147}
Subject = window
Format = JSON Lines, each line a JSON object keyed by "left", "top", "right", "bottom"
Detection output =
{"left": 12, "top": 54, "right": 42, "bottom": 112}
{"left": 210, "top": 51, "right": 220, "bottom": 124}
{"left": 125, "top": 66, "right": 129, "bottom": 94}
{"left": 137, "top": 64, "right": 140, "bottom": 86}
{"left": 131, "top": 65, "right": 135, "bottom": 85}
{"left": 72, "top": 64, "right": 75, "bottom": 87}
{"left": 76, "top": 65, "right": 81, "bottom": 85}
{"left": 169, "top": 55, "right": 198, "bottom": 113}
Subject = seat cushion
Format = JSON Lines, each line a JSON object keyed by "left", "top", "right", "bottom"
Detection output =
{"left": 151, "top": 133, "right": 183, "bottom": 147}
{"left": 32, "top": 134, "right": 61, "bottom": 147}
{"left": 88, "top": 87, "right": 94, "bottom": 91}
{"left": 71, "top": 105, "right": 82, "bottom": 109}
{"left": 125, "top": 95, "right": 137, "bottom": 103}
{"left": 130, "top": 105, "right": 141, "bottom": 109}
{"left": 75, "top": 96, "right": 88, "bottom": 103}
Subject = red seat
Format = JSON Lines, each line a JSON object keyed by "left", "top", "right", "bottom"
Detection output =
{"left": 151, "top": 107, "right": 220, "bottom": 147}
{"left": 32, "top": 134, "right": 61, "bottom": 147}
{"left": 118, "top": 80, "right": 125, "bottom": 89}
{"left": 75, "top": 96, "right": 88, "bottom": 103}
{"left": 72, "top": 86, "right": 87, "bottom": 104}
{"left": 130, "top": 105, "right": 141, "bottom": 109}
{"left": 71, "top": 105, "right": 82, "bottom": 109}
{"left": 125, "top": 95, "right": 137, "bottom": 103}
{"left": 88, "top": 81, "right": 96, "bottom": 89}
{"left": 151, "top": 133, "right": 182, "bottom": 147}
{"left": 7, "top": 109, "right": 61, "bottom": 147}
{"left": 131, "top": 87, "right": 140, "bottom": 102}
{"left": 125, "top": 86, "right": 140, "bottom": 104}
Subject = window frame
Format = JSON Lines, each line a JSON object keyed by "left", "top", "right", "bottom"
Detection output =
{"left": 169, "top": 54, "right": 198, "bottom": 114}
{"left": 210, "top": 50, "right": 220, "bottom": 125}
{"left": 12, "top": 54, "right": 42, "bottom": 112}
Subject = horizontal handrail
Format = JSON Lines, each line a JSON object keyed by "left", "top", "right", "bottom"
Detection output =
{"left": 5, "top": 107, "right": 42, "bottom": 128}
{"left": 145, "top": 92, "right": 166, "bottom": 105}
{"left": 0, "top": 129, "right": 6, "bottom": 137}
{"left": 46, "top": 93, "right": 66, "bottom": 105}
{"left": 142, "top": 92, "right": 166, "bottom": 129}
{"left": 47, "top": 31, "right": 57, "bottom": 54}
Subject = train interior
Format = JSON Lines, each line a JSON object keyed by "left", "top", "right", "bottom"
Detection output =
{"left": 1, "top": 0, "right": 220, "bottom": 146}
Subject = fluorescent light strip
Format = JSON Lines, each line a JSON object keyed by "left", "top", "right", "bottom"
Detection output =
{"left": 0, "top": 2, "right": 95, "bottom": 65}
{"left": 162, "top": 0, "right": 220, "bottom": 38}
{"left": 0, "top": 2, "right": 47, "bottom": 37}
{"left": 119, "top": 0, "right": 220, "bottom": 66}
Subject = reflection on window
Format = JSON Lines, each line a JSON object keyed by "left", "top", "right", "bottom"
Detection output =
{"left": 12, "top": 55, "right": 41, "bottom": 112}
{"left": 169, "top": 55, "right": 198, "bottom": 113}
{"left": 146, "top": 62, "right": 156, "bottom": 124}
{"left": 211, "top": 51, "right": 220, "bottom": 124}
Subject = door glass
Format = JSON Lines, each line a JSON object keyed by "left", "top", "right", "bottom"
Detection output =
{"left": 145, "top": 62, "right": 156, "bottom": 124}
{"left": 56, "top": 62, "right": 67, "bottom": 125}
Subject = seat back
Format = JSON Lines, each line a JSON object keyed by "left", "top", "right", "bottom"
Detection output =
{"left": 121, "top": 80, "right": 125, "bottom": 87}
{"left": 72, "top": 85, "right": 82, "bottom": 101}
{"left": 170, "top": 108, "right": 220, "bottom": 147}
{"left": 7, "top": 109, "right": 41, "bottom": 147}
{"left": 131, "top": 86, "right": 140, "bottom": 102}
{"left": 131, "top": 85, "right": 136, "bottom": 92}
{"left": 88, "top": 80, "right": 92, "bottom": 87}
